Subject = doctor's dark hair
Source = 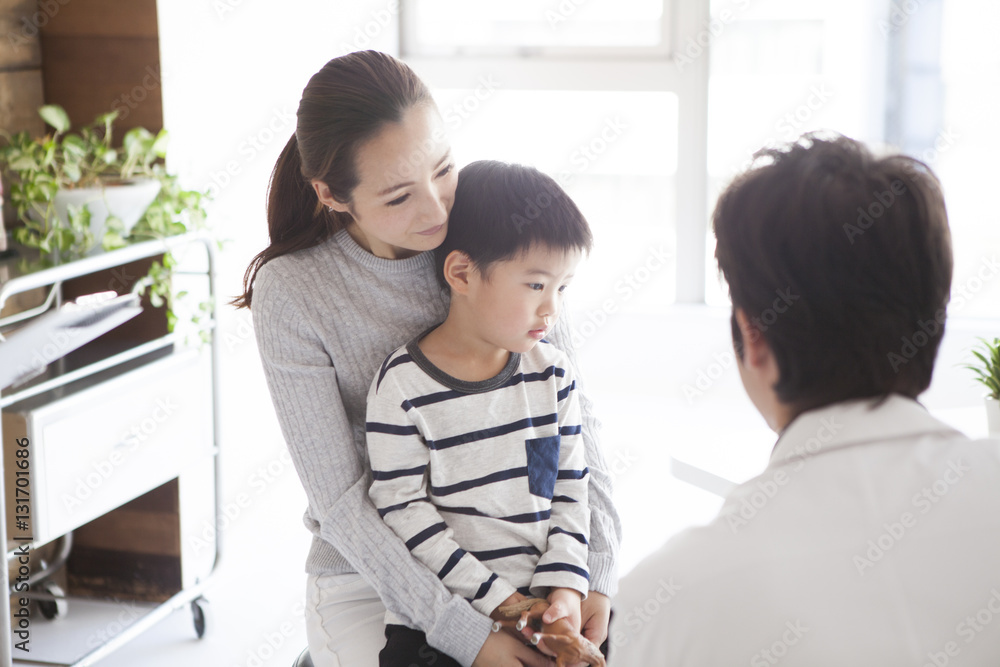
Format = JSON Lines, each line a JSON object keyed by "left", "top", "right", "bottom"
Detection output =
{"left": 434, "top": 161, "right": 593, "bottom": 290}
{"left": 234, "top": 50, "right": 433, "bottom": 308}
{"left": 713, "top": 133, "right": 952, "bottom": 415}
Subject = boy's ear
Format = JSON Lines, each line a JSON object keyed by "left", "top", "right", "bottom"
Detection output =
{"left": 443, "top": 250, "right": 474, "bottom": 294}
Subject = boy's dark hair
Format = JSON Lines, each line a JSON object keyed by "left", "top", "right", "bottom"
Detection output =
{"left": 713, "top": 133, "right": 952, "bottom": 414}
{"left": 435, "top": 160, "right": 593, "bottom": 289}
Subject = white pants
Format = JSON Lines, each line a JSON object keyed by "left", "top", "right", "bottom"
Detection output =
{"left": 305, "top": 573, "right": 388, "bottom": 667}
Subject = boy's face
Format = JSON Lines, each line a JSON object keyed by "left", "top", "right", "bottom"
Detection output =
{"left": 466, "top": 245, "right": 582, "bottom": 354}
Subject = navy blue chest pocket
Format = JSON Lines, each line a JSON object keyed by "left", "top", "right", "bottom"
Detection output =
{"left": 525, "top": 435, "right": 561, "bottom": 499}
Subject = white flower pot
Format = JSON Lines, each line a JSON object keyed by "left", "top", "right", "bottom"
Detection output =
{"left": 987, "top": 397, "right": 1000, "bottom": 438}
{"left": 53, "top": 178, "right": 161, "bottom": 245}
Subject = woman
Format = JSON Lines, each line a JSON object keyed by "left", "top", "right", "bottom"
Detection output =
{"left": 234, "top": 51, "right": 620, "bottom": 667}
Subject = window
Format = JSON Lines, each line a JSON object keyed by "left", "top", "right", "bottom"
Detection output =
{"left": 432, "top": 88, "right": 678, "bottom": 331}
{"left": 705, "top": 0, "right": 998, "bottom": 317}
{"left": 402, "top": 0, "right": 708, "bottom": 313}
{"left": 402, "top": 0, "right": 995, "bottom": 317}
{"left": 402, "top": 0, "right": 669, "bottom": 56}
{"left": 932, "top": 0, "right": 1000, "bottom": 318}
{"left": 705, "top": 0, "right": 891, "bottom": 305}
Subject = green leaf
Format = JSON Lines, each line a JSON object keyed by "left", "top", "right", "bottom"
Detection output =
{"left": 66, "top": 202, "right": 91, "bottom": 230}
{"left": 12, "top": 228, "right": 32, "bottom": 247}
{"left": 42, "top": 141, "right": 56, "bottom": 167}
{"left": 61, "top": 134, "right": 88, "bottom": 158}
{"left": 151, "top": 129, "right": 169, "bottom": 158}
{"left": 54, "top": 227, "right": 75, "bottom": 252}
{"left": 102, "top": 231, "right": 127, "bottom": 251}
{"left": 123, "top": 127, "right": 152, "bottom": 158}
{"left": 94, "top": 110, "right": 120, "bottom": 127}
{"left": 8, "top": 154, "right": 38, "bottom": 171}
{"left": 39, "top": 105, "right": 71, "bottom": 134}
{"left": 63, "top": 162, "right": 82, "bottom": 183}
{"left": 966, "top": 337, "right": 1000, "bottom": 400}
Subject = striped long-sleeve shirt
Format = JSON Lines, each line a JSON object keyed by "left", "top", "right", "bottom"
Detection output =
{"left": 366, "top": 334, "right": 591, "bottom": 621}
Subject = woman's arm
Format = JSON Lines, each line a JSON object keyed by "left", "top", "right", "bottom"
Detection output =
{"left": 545, "top": 311, "right": 623, "bottom": 598}
{"left": 252, "top": 266, "right": 492, "bottom": 666}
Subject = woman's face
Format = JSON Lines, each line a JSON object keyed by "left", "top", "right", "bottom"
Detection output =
{"left": 316, "top": 103, "right": 457, "bottom": 259}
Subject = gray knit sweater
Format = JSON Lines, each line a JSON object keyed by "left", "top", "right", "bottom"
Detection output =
{"left": 252, "top": 228, "right": 621, "bottom": 666}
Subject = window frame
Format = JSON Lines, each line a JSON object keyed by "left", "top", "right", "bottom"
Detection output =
{"left": 399, "top": 0, "right": 674, "bottom": 59}
{"left": 399, "top": 0, "right": 711, "bottom": 303}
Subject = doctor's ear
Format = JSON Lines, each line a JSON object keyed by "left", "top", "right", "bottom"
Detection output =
{"left": 734, "top": 308, "right": 771, "bottom": 367}
{"left": 443, "top": 251, "right": 475, "bottom": 294}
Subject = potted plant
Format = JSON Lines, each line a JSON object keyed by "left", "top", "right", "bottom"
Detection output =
{"left": 965, "top": 337, "right": 1000, "bottom": 437}
{"left": 0, "top": 104, "right": 210, "bottom": 330}
{"left": 1, "top": 105, "right": 165, "bottom": 252}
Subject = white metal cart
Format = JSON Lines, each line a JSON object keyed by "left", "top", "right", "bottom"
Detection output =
{"left": 0, "top": 231, "right": 220, "bottom": 666}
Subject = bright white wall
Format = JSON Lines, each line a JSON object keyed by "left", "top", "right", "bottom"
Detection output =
{"left": 154, "top": 0, "right": 401, "bottom": 494}
{"left": 148, "top": 4, "right": 401, "bottom": 660}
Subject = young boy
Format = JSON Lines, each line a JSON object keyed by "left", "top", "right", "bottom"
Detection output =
{"left": 366, "top": 160, "right": 595, "bottom": 666}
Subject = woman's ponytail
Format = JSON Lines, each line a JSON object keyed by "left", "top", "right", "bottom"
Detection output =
{"left": 233, "top": 134, "right": 339, "bottom": 308}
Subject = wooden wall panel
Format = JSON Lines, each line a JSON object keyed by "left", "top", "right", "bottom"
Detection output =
{"left": 33, "top": 0, "right": 157, "bottom": 38}
{"left": 0, "top": 0, "right": 45, "bottom": 233}
{"left": 39, "top": 0, "right": 162, "bottom": 135}
{"left": 68, "top": 479, "right": 182, "bottom": 602}
{"left": 0, "top": 68, "right": 44, "bottom": 135}
{"left": 0, "top": 0, "right": 42, "bottom": 71}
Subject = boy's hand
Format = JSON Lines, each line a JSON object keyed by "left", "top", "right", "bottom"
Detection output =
{"left": 490, "top": 591, "right": 527, "bottom": 622}
{"left": 543, "top": 588, "right": 582, "bottom": 631}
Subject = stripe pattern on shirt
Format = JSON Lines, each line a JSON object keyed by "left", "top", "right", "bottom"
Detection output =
{"left": 366, "top": 340, "right": 590, "bottom": 617}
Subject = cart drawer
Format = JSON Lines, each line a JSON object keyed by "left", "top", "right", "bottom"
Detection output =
{"left": 7, "top": 348, "right": 212, "bottom": 545}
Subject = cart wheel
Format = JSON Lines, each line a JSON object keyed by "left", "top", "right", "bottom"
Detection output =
{"left": 191, "top": 599, "right": 206, "bottom": 638}
{"left": 38, "top": 582, "right": 68, "bottom": 620}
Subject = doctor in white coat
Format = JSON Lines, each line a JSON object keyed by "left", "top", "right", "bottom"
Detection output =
{"left": 611, "top": 134, "right": 1000, "bottom": 666}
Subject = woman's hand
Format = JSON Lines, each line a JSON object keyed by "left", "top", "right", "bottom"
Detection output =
{"left": 472, "top": 630, "right": 555, "bottom": 667}
{"left": 578, "top": 592, "right": 611, "bottom": 649}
